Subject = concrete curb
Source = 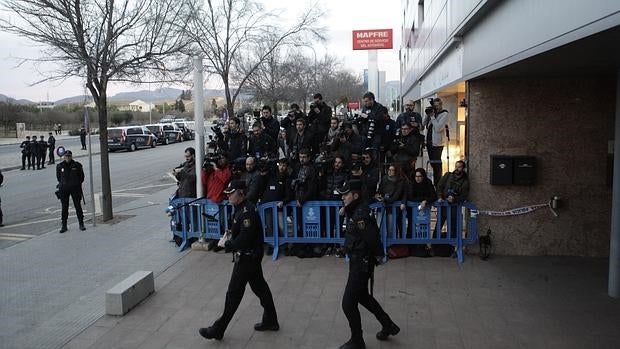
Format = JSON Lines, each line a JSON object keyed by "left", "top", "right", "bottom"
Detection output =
{"left": 0, "top": 151, "right": 101, "bottom": 172}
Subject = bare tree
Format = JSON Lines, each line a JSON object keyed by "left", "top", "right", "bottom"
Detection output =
{"left": 187, "top": 0, "right": 324, "bottom": 118}
{"left": 1, "top": 0, "right": 191, "bottom": 221}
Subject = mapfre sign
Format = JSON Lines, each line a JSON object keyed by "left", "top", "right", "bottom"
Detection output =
{"left": 352, "top": 29, "right": 393, "bottom": 50}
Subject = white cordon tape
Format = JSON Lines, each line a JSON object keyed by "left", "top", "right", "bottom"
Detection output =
{"left": 472, "top": 203, "right": 558, "bottom": 217}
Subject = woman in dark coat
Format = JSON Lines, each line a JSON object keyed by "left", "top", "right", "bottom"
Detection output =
{"left": 402, "top": 168, "right": 437, "bottom": 254}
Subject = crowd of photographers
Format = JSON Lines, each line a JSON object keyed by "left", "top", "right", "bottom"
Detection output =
{"left": 174, "top": 92, "right": 470, "bottom": 257}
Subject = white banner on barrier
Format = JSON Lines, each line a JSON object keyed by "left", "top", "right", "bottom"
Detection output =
{"left": 475, "top": 204, "right": 551, "bottom": 217}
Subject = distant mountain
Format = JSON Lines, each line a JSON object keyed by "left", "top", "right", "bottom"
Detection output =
{"left": 52, "top": 88, "right": 226, "bottom": 105}
{"left": 0, "top": 94, "right": 35, "bottom": 105}
{"left": 54, "top": 95, "right": 93, "bottom": 105}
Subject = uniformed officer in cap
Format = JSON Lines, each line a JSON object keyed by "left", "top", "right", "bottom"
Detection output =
{"left": 56, "top": 150, "right": 86, "bottom": 233}
{"left": 337, "top": 180, "right": 400, "bottom": 349}
{"left": 199, "top": 180, "right": 279, "bottom": 340}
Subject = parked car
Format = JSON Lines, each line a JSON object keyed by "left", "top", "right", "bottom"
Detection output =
{"left": 107, "top": 126, "right": 157, "bottom": 152}
{"left": 174, "top": 121, "right": 195, "bottom": 141}
{"left": 145, "top": 123, "right": 183, "bottom": 145}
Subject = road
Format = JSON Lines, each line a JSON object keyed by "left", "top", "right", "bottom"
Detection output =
{"left": 0, "top": 136, "right": 101, "bottom": 158}
{"left": 0, "top": 140, "right": 190, "bottom": 249}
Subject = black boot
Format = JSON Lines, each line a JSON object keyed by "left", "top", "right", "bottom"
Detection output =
{"left": 79, "top": 221, "right": 86, "bottom": 231}
{"left": 339, "top": 337, "right": 366, "bottom": 349}
{"left": 59, "top": 223, "right": 68, "bottom": 233}
{"left": 198, "top": 326, "right": 223, "bottom": 340}
{"left": 254, "top": 321, "right": 279, "bottom": 331}
{"left": 376, "top": 318, "right": 400, "bottom": 341}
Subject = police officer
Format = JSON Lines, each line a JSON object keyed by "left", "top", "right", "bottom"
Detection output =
{"left": 20, "top": 136, "right": 31, "bottom": 170}
{"left": 337, "top": 180, "right": 400, "bottom": 349}
{"left": 56, "top": 150, "right": 86, "bottom": 233}
{"left": 30, "top": 135, "right": 39, "bottom": 170}
{"left": 47, "top": 132, "right": 56, "bottom": 165}
{"left": 38, "top": 135, "right": 47, "bottom": 169}
{"left": 199, "top": 180, "right": 279, "bottom": 341}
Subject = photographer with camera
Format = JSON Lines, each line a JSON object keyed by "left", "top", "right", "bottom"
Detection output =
{"left": 173, "top": 147, "right": 197, "bottom": 199}
{"left": 290, "top": 118, "right": 316, "bottom": 163}
{"left": 436, "top": 160, "right": 469, "bottom": 240}
{"left": 424, "top": 97, "right": 449, "bottom": 184}
{"left": 248, "top": 122, "right": 277, "bottom": 159}
{"left": 359, "top": 92, "right": 388, "bottom": 151}
{"left": 330, "top": 122, "right": 362, "bottom": 167}
{"left": 259, "top": 105, "right": 280, "bottom": 142}
{"left": 280, "top": 103, "right": 304, "bottom": 147}
{"left": 307, "top": 93, "right": 332, "bottom": 141}
{"left": 392, "top": 122, "right": 424, "bottom": 172}
{"left": 217, "top": 117, "right": 247, "bottom": 161}
{"left": 201, "top": 153, "right": 232, "bottom": 204}
{"left": 396, "top": 100, "right": 423, "bottom": 131}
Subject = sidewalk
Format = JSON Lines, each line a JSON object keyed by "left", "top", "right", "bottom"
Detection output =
{"left": 63, "top": 251, "right": 620, "bottom": 347}
{"left": 0, "top": 184, "right": 185, "bottom": 349}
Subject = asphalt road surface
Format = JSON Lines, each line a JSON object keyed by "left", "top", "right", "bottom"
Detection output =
{"left": 0, "top": 136, "right": 101, "bottom": 158}
{"left": 0, "top": 140, "right": 191, "bottom": 249}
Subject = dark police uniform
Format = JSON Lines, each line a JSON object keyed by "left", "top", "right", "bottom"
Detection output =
{"left": 29, "top": 137, "right": 38, "bottom": 170}
{"left": 47, "top": 134, "right": 56, "bottom": 164}
{"left": 38, "top": 138, "right": 47, "bottom": 169}
{"left": 199, "top": 180, "right": 278, "bottom": 340}
{"left": 337, "top": 180, "right": 399, "bottom": 349}
{"left": 56, "top": 151, "right": 85, "bottom": 232}
{"left": 20, "top": 137, "right": 31, "bottom": 170}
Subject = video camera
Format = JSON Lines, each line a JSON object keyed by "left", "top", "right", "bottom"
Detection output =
{"left": 257, "top": 157, "right": 278, "bottom": 173}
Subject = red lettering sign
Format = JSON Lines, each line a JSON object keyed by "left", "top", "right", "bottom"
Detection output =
{"left": 347, "top": 102, "right": 360, "bottom": 109}
{"left": 352, "top": 29, "right": 393, "bottom": 50}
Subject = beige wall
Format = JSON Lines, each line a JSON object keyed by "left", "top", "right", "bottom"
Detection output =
{"left": 467, "top": 77, "right": 615, "bottom": 257}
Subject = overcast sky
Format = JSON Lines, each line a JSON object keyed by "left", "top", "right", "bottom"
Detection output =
{"left": 0, "top": 0, "right": 401, "bottom": 102}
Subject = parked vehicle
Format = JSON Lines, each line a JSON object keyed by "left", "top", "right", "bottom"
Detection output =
{"left": 107, "top": 126, "right": 157, "bottom": 152}
{"left": 174, "top": 121, "right": 195, "bottom": 141}
{"left": 145, "top": 123, "right": 183, "bottom": 145}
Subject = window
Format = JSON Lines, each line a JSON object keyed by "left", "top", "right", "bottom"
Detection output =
{"left": 127, "top": 128, "right": 141, "bottom": 135}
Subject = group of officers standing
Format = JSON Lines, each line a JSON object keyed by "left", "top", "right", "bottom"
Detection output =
{"left": 19, "top": 133, "right": 56, "bottom": 170}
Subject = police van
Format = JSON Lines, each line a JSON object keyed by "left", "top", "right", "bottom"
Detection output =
{"left": 107, "top": 126, "right": 157, "bottom": 152}
{"left": 145, "top": 123, "right": 184, "bottom": 145}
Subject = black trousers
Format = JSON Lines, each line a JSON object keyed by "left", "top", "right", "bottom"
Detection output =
{"left": 342, "top": 258, "right": 390, "bottom": 340}
{"left": 29, "top": 153, "right": 37, "bottom": 170}
{"left": 438, "top": 205, "right": 458, "bottom": 239}
{"left": 60, "top": 189, "right": 84, "bottom": 224}
{"left": 22, "top": 153, "right": 31, "bottom": 169}
{"left": 427, "top": 146, "right": 444, "bottom": 185}
{"left": 212, "top": 254, "right": 277, "bottom": 333}
{"left": 48, "top": 148, "right": 55, "bottom": 164}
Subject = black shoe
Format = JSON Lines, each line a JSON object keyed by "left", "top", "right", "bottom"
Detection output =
{"left": 41, "top": 166, "right": 45, "bottom": 169}
{"left": 376, "top": 322, "right": 400, "bottom": 340}
{"left": 79, "top": 223, "right": 86, "bottom": 231}
{"left": 207, "top": 240, "right": 217, "bottom": 251}
{"left": 198, "top": 326, "right": 223, "bottom": 340}
{"left": 59, "top": 226, "right": 68, "bottom": 233}
{"left": 0, "top": 224, "right": 4, "bottom": 227}
{"left": 212, "top": 245, "right": 224, "bottom": 252}
{"left": 254, "top": 322, "right": 279, "bottom": 331}
{"left": 20, "top": 168, "right": 25, "bottom": 170}
{"left": 339, "top": 338, "right": 366, "bottom": 349}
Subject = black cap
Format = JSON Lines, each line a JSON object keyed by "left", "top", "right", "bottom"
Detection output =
{"left": 277, "top": 158, "right": 289, "bottom": 166}
{"left": 49, "top": 132, "right": 52, "bottom": 135}
{"left": 336, "top": 180, "right": 362, "bottom": 195}
{"left": 64, "top": 150, "right": 73, "bottom": 156}
{"left": 223, "top": 179, "right": 246, "bottom": 194}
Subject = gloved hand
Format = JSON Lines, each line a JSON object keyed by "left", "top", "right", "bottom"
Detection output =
{"left": 224, "top": 240, "right": 233, "bottom": 253}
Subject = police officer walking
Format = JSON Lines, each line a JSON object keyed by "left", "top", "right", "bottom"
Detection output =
{"left": 47, "top": 132, "right": 56, "bottom": 165}
{"left": 20, "top": 136, "right": 31, "bottom": 170}
{"left": 199, "top": 180, "right": 279, "bottom": 341}
{"left": 56, "top": 150, "right": 86, "bottom": 233}
{"left": 337, "top": 180, "right": 400, "bottom": 349}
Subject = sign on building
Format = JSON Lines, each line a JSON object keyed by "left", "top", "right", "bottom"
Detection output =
{"left": 352, "top": 29, "right": 393, "bottom": 50}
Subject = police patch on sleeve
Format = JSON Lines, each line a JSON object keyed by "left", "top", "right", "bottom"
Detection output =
{"left": 243, "top": 219, "right": 251, "bottom": 228}
{"left": 356, "top": 220, "right": 366, "bottom": 230}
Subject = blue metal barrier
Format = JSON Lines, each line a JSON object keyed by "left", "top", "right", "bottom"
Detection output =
{"left": 170, "top": 198, "right": 478, "bottom": 262}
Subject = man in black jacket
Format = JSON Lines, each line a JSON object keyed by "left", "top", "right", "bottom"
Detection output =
{"left": 56, "top": 150, "right": 85, "bottom": 233}
{"left": 290, "top": 118, "right": 316, "bottom": 162}
{"left": 248, "top": 122, "right": 277, "bottom": 159}
{"left": 280, "top": 103, "right": 304, "bottom": 147}
{"left": 47, "top": 132, "right": 56, "bottom": 165}
{"left": 241, "top": 157, "right": 261, "bottom": 205}
{"left": 307, "top": 93, "right": 332, "bottom": 141}
{"left": 259, "top": 105, "right": 280, "bottom": 142}
{"left": 30, "top": 136, "right": 39, "bottom": 171}
{"left": 218, "top": 117, "right": 247, "bottom": 161}
{"left": 258, "top": 159, "right": 293, "bottom": 238}
{"left": 337, "top": 180, "right": 399, "bottom": 349}
{"left": 38, "top": 135, "right": 47, "bottom": 169}
{"left": 392, "top": 122, "right": 423, "bottom": 171}
{"left": 199, "top": 180, "right": 278, "bottom": 341}
{"left": 19, "top": 136, "right": 31, "bottom": 170}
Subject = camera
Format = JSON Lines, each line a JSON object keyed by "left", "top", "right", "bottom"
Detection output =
{"left": 257, "top": 157, "right": 278, "bottom": 173}
{"left": 447, "top": 188, "right": 458, "bottom": 197}
{"left": 309, "top": 103, "right": 317, "bottom": 111}
{"left": 428, "top": 98, "right": 435, "bottom": 107}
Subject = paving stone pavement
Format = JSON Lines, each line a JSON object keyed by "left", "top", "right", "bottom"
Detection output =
{"left": 63, "top": 249, "right": 620, "bottom": 348}
{"left": 0, "top": 185, "right": 186, "bottom": 349}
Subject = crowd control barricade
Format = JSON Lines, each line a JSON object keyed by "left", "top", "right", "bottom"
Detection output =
{"left": 168, "top": 198, "right": 231, "bottom": 251}
{"left": 384, "top": 201, "right": 479, "bottom": 263}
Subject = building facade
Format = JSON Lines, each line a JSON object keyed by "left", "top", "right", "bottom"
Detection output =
{"left": 400, "top": 0, "right": 620, "bottom": 258}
